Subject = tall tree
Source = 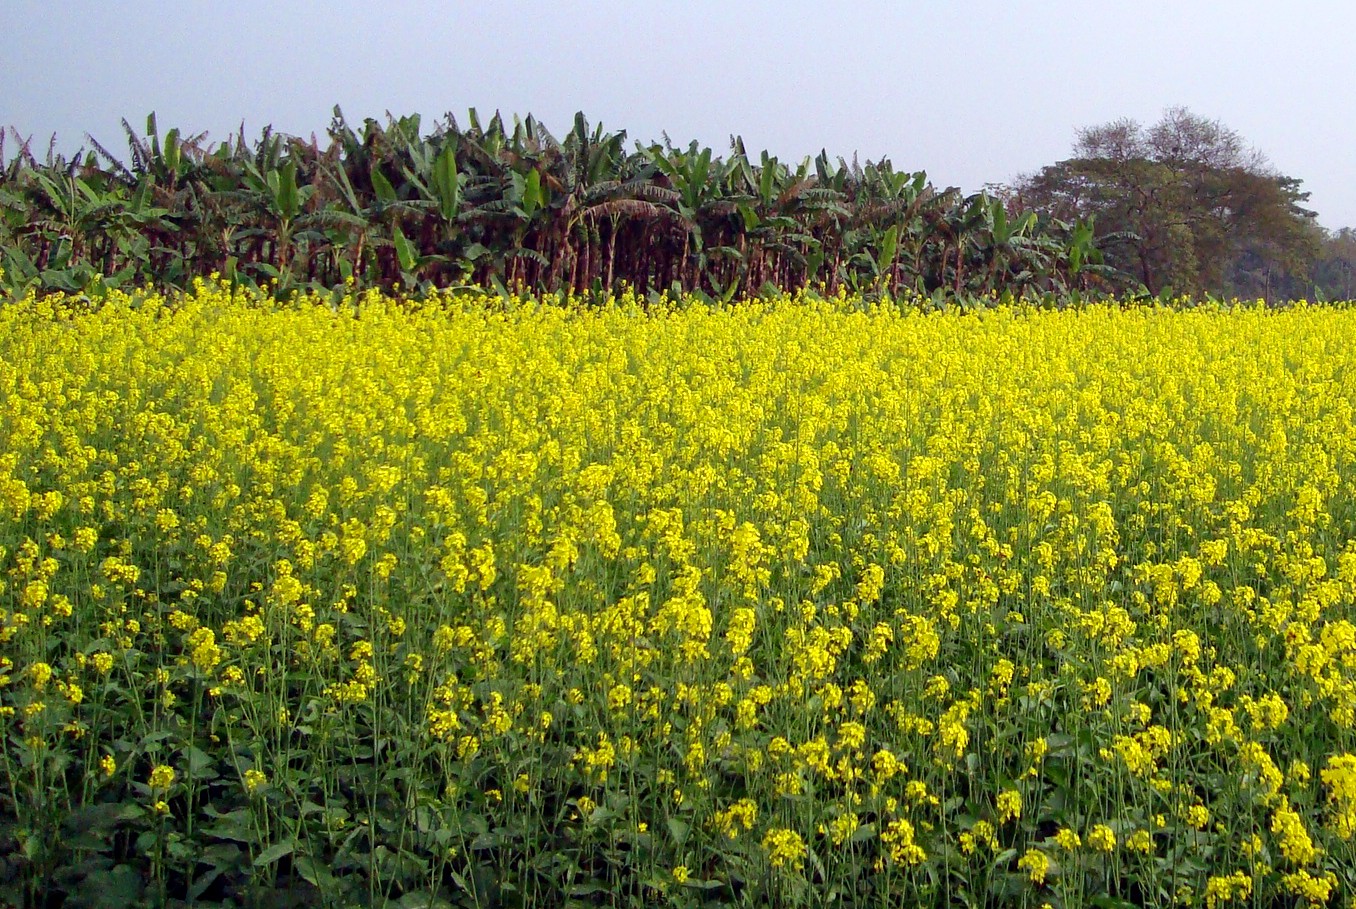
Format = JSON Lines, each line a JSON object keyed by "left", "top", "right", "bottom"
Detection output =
{"left": 1309, "top": 227, "right": 1356, "bottom": 301}
{"left": 1012, "top": 107, "right": 1319, "bottom": 299}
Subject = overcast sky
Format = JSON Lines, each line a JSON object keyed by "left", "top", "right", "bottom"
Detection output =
{"left": 6, "top": 1, "right": 1355, "bottom": 228}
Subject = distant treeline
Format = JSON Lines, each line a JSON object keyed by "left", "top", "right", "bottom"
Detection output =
{"left": 0, "top": 108, "right": 1351, "bottom": 302}
{"left": 0, "top": 109, "right": 1122, "bottom": 302}
{"left": 1006, "top": 107, "right": 1356, "bottom": 303}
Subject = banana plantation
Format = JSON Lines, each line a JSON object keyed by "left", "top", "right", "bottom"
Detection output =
{"left": 0, "top": 109, "right": 1120, "bottom": 300}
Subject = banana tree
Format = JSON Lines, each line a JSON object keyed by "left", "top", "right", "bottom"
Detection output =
{"left": 0, "top": 106, "right": 1130, "bottom": 300}
{"left": 237, "top": 155, "right": 316, "bottom": 282}
{"left": 645, "top": 140, "right": 728, "bottom": 289}
{"left": 973, "top": 197, "right": 1039, "bottom": 293}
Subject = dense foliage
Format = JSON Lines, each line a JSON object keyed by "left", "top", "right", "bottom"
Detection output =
{"left": 1009, "top": 108, "right": 1349, "bottom": 302}
{"left": 7, "top": 286, "right": 1356, "bottom": 907}
{"left": 0, "top": 111, "right": 1123, "bottom": 302}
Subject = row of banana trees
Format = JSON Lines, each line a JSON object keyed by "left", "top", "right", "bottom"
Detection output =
{"left": 0, "top": 110, "right": 1124, "bottom": 301}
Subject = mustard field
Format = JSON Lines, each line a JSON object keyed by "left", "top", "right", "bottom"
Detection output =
{"left": 5, "top": 286, "right": 1356, "bottom": 908}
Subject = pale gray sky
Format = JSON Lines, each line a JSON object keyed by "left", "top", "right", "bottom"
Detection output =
{"left": 5, "top": 1, "right": 1354, "bottom": 227}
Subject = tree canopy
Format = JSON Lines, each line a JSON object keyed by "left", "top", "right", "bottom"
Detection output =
{"left": 1010, "top": 107, "right": 1326, "bottom": 300}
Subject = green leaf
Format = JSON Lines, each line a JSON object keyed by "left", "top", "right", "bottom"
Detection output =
{"left": 759, "top": 160, "right": 777, "bottom": 206}
{"left": 276, "top": 160, "right": 300, "bottom": 222}
{"left": 396, "top": 894, "right": 454, "bottom": 909}
{"left": 849, "top": 822, "right": 877, "bottom": 844}
{"left": 737, "top": 203, "right": 759, "bottom": 232}
{"left": 371, "top": 166, "right": 397, "bottom": 205}
{"left": 294, "top": 853, "right": 339, "bottom": 889}
{"left": 61, "top": 803, "right": 126, "bottom": 850}
{"left": 393, "top": 226, "right": 418, "bottom": 274}
{"left": 201, "top": 807, "right": 255, "bottom": 843}
{"left": 186, "top": 745, "right": 215, "bottom": 775}
{"left": 666, "top": 816, "right": 690, "bottom": 845}
{"left": 254, "top": 841, "right": 294, "bottom": 867}
{"left": 720, "top": 277, "right": 740, "bottom": 305}
{"left": 164, "top": 128, "right": 181, "bottom": 176}
{"left": 1091, "top": 897, "right": 1140, "bottom": 909}
{"left": 432, "top": 144, "right": 461, "bottom": 222}
{"left": 877, "top": 224, "right": 899, "bottom": 277}
{"left": 71, "top": 864, "right": 144, "bottom": 909}
{"left": 188, "top": 866, "right": 225, "bottom": 901}
{"left": 523, "top": 168, "right": 544, "bottom": 217}
{"left": 802, "top": 246, "right": 824, "bottom": 283}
